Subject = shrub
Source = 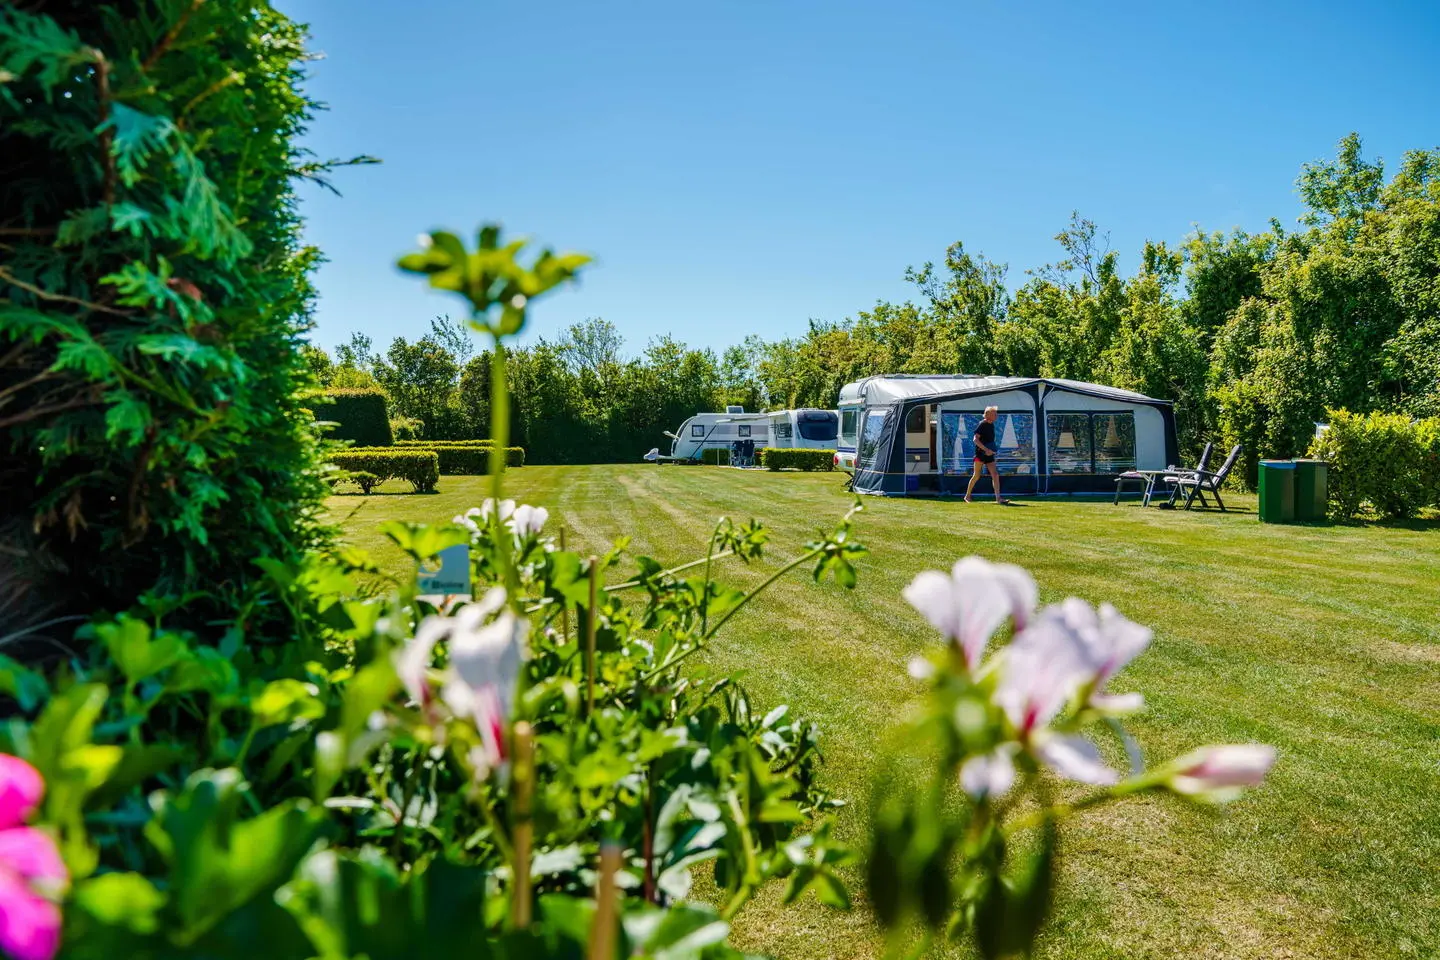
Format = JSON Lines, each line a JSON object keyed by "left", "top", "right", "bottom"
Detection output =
{"left": 700, "top": 447, "right": 730, "bottom": 465}
{"left": 761, "top": 448, "right": 836, "bottom": 472}
{"left": 314, "top": 389, "right": 394, "bottom": 447}
{"left": 393, "top": 441, "right": 524, "bottom": 471}
{"left": 1308, "top": 409, "right": 1440, "bottom": 519}
{"left": 0, "top": 2, "right": 334, "bottom": 633}
{"left": 330, "top": 449, "right": 439, "bottom": 493}
{"left": 337, "top": 471, "right": 380, "bottom": 494}
{"left": 390, "top": 416, "right": 424, "bottom": 440}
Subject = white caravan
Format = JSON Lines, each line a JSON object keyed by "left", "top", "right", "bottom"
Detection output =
{"left": 662, "top": 406, "right": 771, "bottom": 461}
{"left": 766, "top": 409, "right": 840, "bottom": 450}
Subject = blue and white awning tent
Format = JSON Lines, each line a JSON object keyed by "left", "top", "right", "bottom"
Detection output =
{"left": 838, "top": 375, "right": 1179, "bottom": 497}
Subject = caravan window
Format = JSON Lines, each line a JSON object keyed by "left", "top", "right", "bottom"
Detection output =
{"left": 1093, "top": 413, "right": 1137, "bottom": 472}
{"left": 905, "top": 405, "right": 927, "bottom": 434}
{"left": 940, "top": 411, "right": 1036, "bottom": 476}
{"left": 738, "top": 425, "right": 751, "bottom": 438}
{"left": 796, "top": 411, "right": 838, "bottom": 442}
{"left": 840, "top": 409, "right": 859, "bottom": 447}
{"left": 1046, "top": 414, "right": 1095, "bottom": 474}
{"left": 690, "top": 424, "right": 706, "bottom": 438}
{"left": 774, "top": 422, "right": 793, "bottom": 440}
{"left": 858, "top": 411, "right": 886, "bottom": 466}
{"left": 1044, "top": 412, "right": 1137, "bottom": 474}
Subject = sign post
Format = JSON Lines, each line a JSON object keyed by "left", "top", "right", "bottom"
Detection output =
{"left": 417, "top": 544, "right": 471, "bottom": 607}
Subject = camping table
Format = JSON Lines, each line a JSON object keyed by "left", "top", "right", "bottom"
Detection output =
{"left": 1114, "top": 469, "right": 1177, "bottom": 507}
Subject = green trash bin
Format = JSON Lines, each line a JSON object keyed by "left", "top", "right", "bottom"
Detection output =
{"left": 1293, "top": 459, "right": 1328, "bottom": 521}
{"left": 1258, "top": 460, "right": 1296, "bottom": 523}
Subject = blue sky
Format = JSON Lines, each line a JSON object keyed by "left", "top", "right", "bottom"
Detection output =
{"left": 281, "top": 0, "right": 1440, "bottom": 358}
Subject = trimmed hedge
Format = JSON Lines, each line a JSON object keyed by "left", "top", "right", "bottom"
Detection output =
{"left": 760, "top": 448, "right": 836, "bottom": 472}
{"left": 315, "top": 389, "right": 394, "bottom": 447}
{"left": 1308, "top": 410, "right": 1440, "bottom": 520}
{"left": 329, "top": 449, "right": 439, "bottom": 493}
{"left": 700, "top": 448, "right": 730, "bottom": 466}
{"left": 392, "top": 440, "right": 525, "bottom": 470}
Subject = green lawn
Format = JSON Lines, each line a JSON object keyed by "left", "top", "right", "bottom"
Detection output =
{"left": 328, "top": 465, "right": 1440, "bottom": 960}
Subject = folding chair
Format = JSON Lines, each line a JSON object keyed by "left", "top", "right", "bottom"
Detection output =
{"left": 1168, "top": 444, "right": 1242, "bottom": 511}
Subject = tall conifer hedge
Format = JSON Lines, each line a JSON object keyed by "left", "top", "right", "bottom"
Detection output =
{"left": 0, "top": 2, "right": 346, "bottom": 634}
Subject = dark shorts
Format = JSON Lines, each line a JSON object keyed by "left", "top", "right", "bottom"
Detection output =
{"left": 974, "top": 453, "right": 996, "bottom": 466}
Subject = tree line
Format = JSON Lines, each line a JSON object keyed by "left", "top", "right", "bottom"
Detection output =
{"left": 306, "top": 135, "right": 1440, "bottom": 479}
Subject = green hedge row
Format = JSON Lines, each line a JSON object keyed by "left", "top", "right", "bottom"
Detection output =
{"left": 392, "top": 443, "right": 525, "bottom": 471}
{"left": 700, "top": 448, "right": 730, "bottom": 466}
{"left": 314, "top": 389, "right": 394, "bottom": 447}
{"left": 1309, "top": 410, "right": 1440, "bottom": 520}
{"left": 329, "top": 449, "right": 439, "bottom": 493}
{"left": 759, "top": 448, "right": 836, "bottom": 472}
{"left": 395, "top": 439, "right": 494, "bottom": 447}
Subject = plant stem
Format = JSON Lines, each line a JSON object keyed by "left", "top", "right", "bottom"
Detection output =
{"left": 640, "top": 545, "right": 823, "bottom": 682}
{"left": 603, "top": 549, "right": 738, "bottom": 592}
{"left": 586, "top": 556, "right": 599, "bottom": 717}
{"left": 1003, "top": 783, "right": 1140, "bottom": 834}
{"left": 488, "top": 340, "right": 519, "bottom": 604}
{"left": 700, "top": 521, "right": 723, "bottom": 634}
{"left": 642, "top": 766, "right": 655, "bottom": 903}
{"left": 559, "top": 527, "right": 571, "bottom": 643}
{"left": 588, "top": 842, "right": 622, "bottom": 960}
{"left": 510, "top": 721, "right": 535, "bottom": 929}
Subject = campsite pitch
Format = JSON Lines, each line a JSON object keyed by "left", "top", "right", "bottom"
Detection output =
{"left": 329, "top": 465, "right": 1440, "bottom": 960}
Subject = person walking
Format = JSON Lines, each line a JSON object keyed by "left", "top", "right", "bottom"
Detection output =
{"left": 965, "top": 406, "right": 1007, "bottom": 504}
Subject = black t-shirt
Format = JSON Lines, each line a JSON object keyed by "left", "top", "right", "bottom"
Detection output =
{"left": 974, "top": 420, "right": 996, "bottom": 461}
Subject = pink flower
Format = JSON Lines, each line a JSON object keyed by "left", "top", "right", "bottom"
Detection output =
{"left": 1039, "top": 598, "right": 1151, "bottom": 711}
{"left": 960, "top": 746, "right": 1017, "bottom": 801}
{"left": 1168, "top": 745, "right": 1277, "bottom": 801}
{"left": 446, "top": 606, "right": 525, "bottom": 779}
{"left": 399, "top": 589, "right": 526, "bottom": 780}
{"left": 993, "top": 606, "right": 1121, "bottom": 786}
{"left": 0, "top": 758, "right": 41, "bottom": 829}
{"left": 902, "top": 557, "right": 1037, "bottom": 670}
{"left": 0, "top": 755, "right": 65, "bottom": 960}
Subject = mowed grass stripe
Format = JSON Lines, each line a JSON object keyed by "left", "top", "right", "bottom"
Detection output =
{"left": 328, "top": 465, "right": 1440, "bottom": 959}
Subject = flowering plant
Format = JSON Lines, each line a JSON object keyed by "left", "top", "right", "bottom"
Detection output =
{"left": 870, "top": 557, "right": 1276, "bottom": 957}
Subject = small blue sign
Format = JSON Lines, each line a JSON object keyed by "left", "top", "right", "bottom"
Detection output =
{"left": 418, "top": 544, "right": 471, "bottom": 597}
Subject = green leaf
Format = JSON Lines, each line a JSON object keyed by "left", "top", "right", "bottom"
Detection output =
{"left": 379, "top": 520, "right": 469, "bottom": 563}
{"left": 147, "top": 768, "right": 325, "bottom": 946}
{"left": 623, "top": 903, "right": 730, "bottom": 960}
{"left": 96, "top": 616, "right": 187, "bottom": 685}
{"left": 531, "top": 844, "right": 584, "bottom": 878}
{"left": 251, "top": 679, "right": 324, "bottom": 729}
{"left": 278, "top": 848, "right": 493, "bottom": 959}
{"left": 28, "top": 682, "right": 108, "bottom": 779}
{"left": 0, "top": 653, "right": 48, "bottom": 711}
{"left": 84, "top": 743, "right": 186, "bottom": 810}
{"left": 73, "top": 872, "right": 166, "bottom": 934}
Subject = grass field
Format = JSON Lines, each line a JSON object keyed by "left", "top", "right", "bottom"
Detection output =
{"left": 328, "top": 465, "right": 1440, "bottom": 960}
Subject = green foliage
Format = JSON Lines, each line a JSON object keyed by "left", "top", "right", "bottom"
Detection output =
{"left": 0, "top": 1, "right": 338, "bottom": 629}
{"left": 391, "top": 441, "right": 525, "bottom": 472}
{"left": 389, "top": 415, "right": 423, "bottom": 440}
{"left": 759, "top": 449, "right": 836, "bottom": 472}
{"left": 1308, "top": 409, "right": 1440, "bottom": 520}
{"left": 329, "top": 449, "right": 439, "bottom": 493}
{"left": 701, "top": 448, "right": 731, "bottom": 466}
{"left": 314, "top": 389, "right": 394, "bottom": 447}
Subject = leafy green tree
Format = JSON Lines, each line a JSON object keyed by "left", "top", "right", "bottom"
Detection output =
{"left": 373, "top": 335, "right": 462, "bottom": 436}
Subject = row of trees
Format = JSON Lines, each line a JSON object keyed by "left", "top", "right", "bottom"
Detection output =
{"left": 305, "top": 317, "right": 768, "bottom": 462}
{"left": 308, "top": 135, "right": 1440, "bottom": 476}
